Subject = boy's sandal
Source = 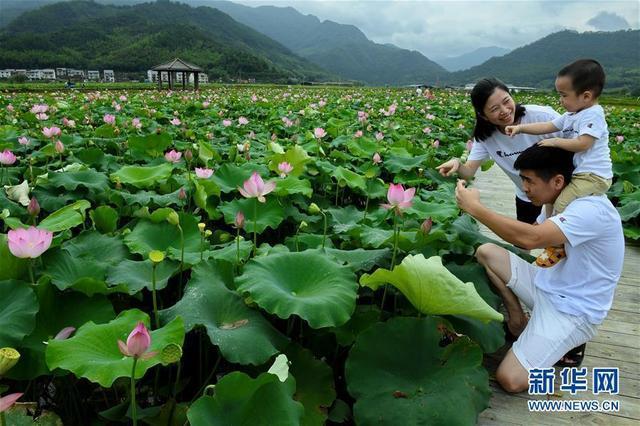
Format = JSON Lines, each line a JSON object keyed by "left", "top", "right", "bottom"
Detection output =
{"left": 535, "top": 246, "right": 567, "bottom": 268}
{"left": 554, "top": 343, "right": 587, "bottom": 368}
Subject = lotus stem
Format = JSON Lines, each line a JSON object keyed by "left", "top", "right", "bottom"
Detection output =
{"left": 200, "top": 232, "right": 204, "bottom": 262}
{"left": 178, "top": 224, "right": 184, "bottom": 291}
{"left": 151, "top": 263, "right": 159, "bottom": 330}
{"left": 321, "top": 210, "right": 327, "bottom": 249}
{"left": 236, "top": 228, "right": 241, "bottom": 272}
{"left": 130, "top": 357, "right": 139, "bottom": 426}
{"left": 381, "top": 213, "right": 400, "bottom": 316}
{"left": 253, "top": 198, "right": 258, "bottom": 256}
{"left": 28, "top": 259, "right": 35, "bottom": 285}
{"left": 363, "top": 194, "right": 370, "bottom": 222}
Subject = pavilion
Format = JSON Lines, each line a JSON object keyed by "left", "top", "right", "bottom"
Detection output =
{"left": 151, "top": 58, "right": 204, "bottom": 90}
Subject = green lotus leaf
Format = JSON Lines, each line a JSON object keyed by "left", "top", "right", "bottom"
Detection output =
{"left": 128, "top": 133, "right": 172, "bottom": 157}
{"left": 268, "top": 144, "right": 311, "bottom": 177}
{"left": 47, "top": 169, "right": 110, "bottom": 193}
{"left": 345, "top": 316, "right": 491, "bottom": 425}
{"left": 187, "top": 372, "right": 304, "bottom": 426}
{"left": 62, "top": 231, "right": 129, "bottom": 267}
{"left": 3, "top": 403, "right": 63, "bottom": 425}
{"left": 106, "top": 258, "right": 179, "bottom": 295}
{"left": 407, "top": 198, "right": 459, "bottom": 222}
{"left": 360, "top": 254, "right": 503, "bottom": 323}
{"left": 273, "top": 176, "right": 312, "bottom": 197}
{"left": 210, "top": 162, "right": 269, "bottom": 193}
{"left": 326, "top": 206, "right": 362, "bottom": 234}
{"left": 359, "top": 226, "right": 414, "bottom": 249}
{"left": 0, "top": 280, "right": 38, "bottom": 347}
{"left": 43, "top": 249, "right": 121, "bottom": 296}
{"left": 333, "top": 167, "right": 366, "bottom": 191}
{"left": 110, "top": 163, "right": 174, "bottom": 189}
{"left": 75, "top": 147, "right": 105, "bottom": 166}
{"left": 94, "top": 124, "right": 116, "bottom": 138}
{"left": 330, "top": 306, "right": 381, "bottom": 346}
{"left": 383, "top": 154, "right": 429, "bottom": 173}
{"left": 219, "top": 198, "right": 285, "bottom": 235}
{"left": 90, "top": 205, "right": 119, "bottom": 234}
{"left": 7, "top": 280, "right": 114, "bottom": 380}
{"left": 159, "top": 260, "right": 287, "bottom": 365}
{"left": 39, "top": 200, "right": 91, "bottom": 232}
{"left": 323, "top": 248, "right": 390, "bottom": 273}
{"left": 208, "top": 240, "right": 253, "bottom": 265}
{"left": 346, "top": 137, "right": 378, "bottom": 158}
{"left": 0, "top": 234, "right": 29, "bottom": 281}
{"left": 112, "top": 188, "right": 182, "bottom": 207}
{"left": 46, "top": 309, "right": 184, "bottom": 387}
{"left": 285, "top": 344, "right": 336, "bottom": 426}
{"left": 236, "top": 250, "right": 358, "bottom": 328}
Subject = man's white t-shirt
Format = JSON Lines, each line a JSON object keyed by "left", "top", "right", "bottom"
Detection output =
{"left": 551, "top": 104, "right": 613, "bottom": 179}
{"left": 535, "top": 196, "right": 624, "bottom": 324}
{"left": 468, "top": 105, "right": 561, "bottom": 202}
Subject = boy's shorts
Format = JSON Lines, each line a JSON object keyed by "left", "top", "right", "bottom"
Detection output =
{"left": 507, "top": 252, "right": 598, "bottom": 370}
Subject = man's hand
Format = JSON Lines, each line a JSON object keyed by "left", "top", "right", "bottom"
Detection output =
{"left": 504, "top": 125, "right": 520, "bottom": 137}
{"left": 537, "top": 138, "right": 558, "bottom": 147}
{"left": 436, "top": 158, "right": 460, "bottom": 177}
{"left": 455, "top": 179, "right": 482, "bottom": 214}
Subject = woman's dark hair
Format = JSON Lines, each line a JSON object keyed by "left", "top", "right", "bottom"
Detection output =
{"left": 470, "top": 78, "right": 526, "bottom": 141}
{"left": 514, "top": 145, "right": 574, "bottom": 183}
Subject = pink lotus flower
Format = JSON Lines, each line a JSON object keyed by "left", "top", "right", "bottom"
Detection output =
{"left": 54, "top": 326, "right": 76, "bottom": 340}
{"left": 6, "top": 104, "right": 14, "bottom": 112}
{"left": 36, "top": 113, "right": 48, "bottom": 121}
{"left": 426, "top": 113, "right": 435, "bottom": 120}
{"left": 114, "top": 104, "right": 122, "bottom": 112}
{"left": 62, "top": 117, "right": 76, "bottom": 128}
{"left": 0, "top": 149, "right": 17, "bottom": 165}
{"left": 131, "top": 118, "right": 142, "bottom": 129}
{"left": 251, "top": 94, "right": 258, "bottom": 102}
{"left": 238, "top": 172, "right": 276, "bottom": 203}
{"left": 357, "top": 111, "right": 368, "bottom": 122}
{"left": 277, "top": 161, "right": 293, "bottom": 178}
{"left": 18, "top": 137, "right": 29, "bottom": 145}
{"left": 118, "top": 322, "right": 157, "bottom": 360}
{"left": 423, "top": 127, "right": 432, "bottom": 134}
{"left": 282, "top": 117, "right": 294, "bottom": 127}
{"left": 164, "top": 150, "right": 182, "bottom": 163}
{"left": 103, "top": 114, "right": 116, "bottom": 125}
{"left": 202, "top": 101, "right": 210, "bottom": 108}
{"left": 432, "top": 139, "right": 440, "bottom": 149}
{"left": 238, "top": 116, "right": 249, "bottom": 125}
{"left": 7, "top": 226, "right": 53, "bottom": 258}
{"left": 372, "top": 152, "right": 382, "bottom": 164}
{"left": 0, "top": 393, "right": 23, "bottom": 413}
{"left": 375, "top": 132, "right": 384, "bottom": 141}
{"left": 381, "top": 183, "right": 415, "bottom": 214}
{"left": 616, "top": 135, "right": 624, "bottom": 143}
{"left": 222, "top": 119, "right": 232, "bottom": 127}
{"left": 195, "top": 167, "right": 213, "bottom": 179}
{"left": 235, "top": 211, "right": 245, "bottom": 229}
{"left": 30, "top": 104, "right": 48, "bottom": 114}
{"left": 354, "top": 130, "right": 363, "bottom": 138}
{"left": 55, "top": 140, "right": 65, "bottom": 154}
{"left": 119, "top": 95, "right": 127, "bottom": 102}
{"left": 42, "top": 127, "right": 61, "bottom": 139}
{"left": 170, "top": 118, "right": 181, "bottom": 126}
{"left": 314, "top": 127, "right": 327, "bottom": 139}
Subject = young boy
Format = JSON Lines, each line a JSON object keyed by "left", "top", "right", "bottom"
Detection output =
{"left": 505, "top": 59, "right": 612, "bottom": 267}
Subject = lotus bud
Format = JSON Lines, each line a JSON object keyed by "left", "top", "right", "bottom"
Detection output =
{"left": 198, "top": 222, "right": 206, "bottom": 233}
{"left": 54, "top": 140, "right": 65, "bottom": 153}
{"left": 0, "top": 347, "right": 20, "bottom": 375}
{"left": 167, "top": 211, "right": 180, "bottom": 226}
{"left": 27, "top": 197, "right": 40, "bottom": 216}
{"left": 235, "top": 211, "right": 245, "bottom": 229}
{"left": 185, "top": 149, "right": 193, "bottom": 161}
{"left": 420, "top": 218, "right": 433, "bottom": 235}
{"left": 149, "top": 250, "right": 165, "bottom": 264}
{"left": 309, "top": 203, "right": 321, "bottom": 214}
{"left": 204, "top": 230, "right": 212, "bottom": 237}
{"left": 299, "top": 221, "right": 308, "bottom": 230}
{"left": 178, "top": 188, "right": 186, "bottom": 200}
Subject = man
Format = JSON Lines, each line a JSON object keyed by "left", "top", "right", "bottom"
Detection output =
{"left": 455, "top": 145, "right": 624, "bottom": 393}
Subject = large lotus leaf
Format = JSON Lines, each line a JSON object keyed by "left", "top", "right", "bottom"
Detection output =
{"left": 268, "top": 144, "right": 311, "bottom": 178}
{"left": 272, "top": 176, "right": 312, "bottom": 197}
{"left": 62, "top": 231, "right": 129, "bottom": 266}
{"left": 219, "top": 198, "right": 284, "bottom": 234}
{"left": 110, "top": 163, "right": 174, "bottom": 189}
{"left": 346, "top": 316, "right": 491, "bottom": 426}
{"left": 128, "top": 132, "right": 172, "bottom": 157}
{"left": 159, "top": 260, "right": 287, "bottom": 365}
{"left": 4, "top": 403, "right": 63, "bottom": 425}
{"left": 0, "top": 280, "right": 38, "bottom": 347}
{"left": 407, "top": 198, "right": 459, "bottom": 222}
{"left": 285, "top": 344, "right": 336, "bottom": 426}
{"left": 106, "top": 258, "right": 179, "bottom": 295}
{"left": 617, "top": 200, "right": 640, "bottom": 221}
{"left": 346, "top": 137, "right": 378, "bottom": 158}
{"left": 333, "top": 167, "right": 366, "bottom": 191}
{"left": 623, "top": 224, "right": 640, "bottom": 240}
{"left": 90, "top": 205, "right": 119, "bottom": 234}
{"left": 383, "top": 154, "right": 429, "bottom": 173}
{"left": 235, "top": 250, "right": 358, "bottom": 328}
{"left": 0, "top": 234, "right": 29, "bottom": 280}
{"left": 42, "top": 249, "right": 119, "bottom": 296}
{"left": 323, "top": 248, "right": 390, "bottom": 273}
{"left": 210, "top": 162, "right": 270, "bottom": 193}
{"left": 326, "top": 206, "right": 362, "bottom": 234}
{"left": 187, "top": 372, "right": 304, "bottom": 426}
{"left": 112, "top": 188, "right": 182, "bottom": 207}
{"left": 208, "top": 240, "right": 253, "bottom": 265}
{"left": 47, "top": 169, "right": 109, "bottom": 192}
{"left": 360, "top": 254, "right": 503, "bottom": 323}
{"left": 46, "top": 309, "right": 184, "bottom": 387}
{"left": 7, "top": 280, "right": 114, "bottom": 380}
{"left": 39, "top": 200, "right": 91, "bottom": 232}
{"left": 330, "top": 306, "right": 381, "bottom": 346}
{"left": 358, "top": 226, "right": 415, "bottom": 250}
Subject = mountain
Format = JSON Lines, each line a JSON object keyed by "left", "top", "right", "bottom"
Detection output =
{"left": 0, "top": 0, "right": 332, "bottom": 82}
{"left": 446, "top": 30, "right": 640, "bottom": 92}
{"left": 434, "top": 46, "right": 510, "bottom": 72}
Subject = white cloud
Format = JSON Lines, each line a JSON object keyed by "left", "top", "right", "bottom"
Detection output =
{"left": 235, "top": 1, "right": 640, "bottom": 58}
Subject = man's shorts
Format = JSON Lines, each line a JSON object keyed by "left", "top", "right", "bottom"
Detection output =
{"left": 507, "top": 252, "right": 598, "bottom": 370}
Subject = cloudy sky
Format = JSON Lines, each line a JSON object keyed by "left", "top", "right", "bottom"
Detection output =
{"left": 235, "top": 0, "right": 639, "bottom": 58}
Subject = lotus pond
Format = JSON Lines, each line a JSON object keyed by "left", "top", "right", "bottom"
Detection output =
{"left": 0, "top": 86, "right": 638, "bottom": 425}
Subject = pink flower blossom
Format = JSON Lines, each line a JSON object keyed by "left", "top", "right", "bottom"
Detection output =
{"left": 36, "top": 113, "right": 49, "bottom": 120}
{"left": 432, "top": 139, "right": 440, "bottom": 148}
{"left": 202, "top": 101, "right": 210, "bottom": 108}
{"left": 314, "top": 127, "right": 327, "bottom": 139}
{"left": 0, "top": 393, "right": 23, "bottom": 413}
{"left": 170, "top": 118, "right": 181, "bottom": 126}
{"left": 131, "top": 118, "right": 142, "bottom": 129}
{"left": 0, "top": 149, "right": 17, "bottom": 165}
{"left": 277, "top": 161, "right": 293, "bottom": 177}
{"left": 616, "top": 135, "right": 624, "bottom": 143}
{"left": 55, "top": 140, "right": 65, "bottom": 154}
{"left": 164, "top": 150, "right": 182, "bottom": 163}
{"left": 27, "top": 197, "right": 40, "bottom": 216}
{"left": 42, "top": 127, "right": 61, "bottom": 139}
{"left": 54, "top": 326, "right": 76, "bottom": 340}
{"left": 18, "top": 136, "right": 29, "bottom": 145}
{"left": 357, "top": 111, "right": 368, "bottom": 123}
{"left": 238, "top": 116, "right": 249, "bottom": 125}
{"left": 114, "top": 104, "right": 122, "bottom": 112}
{"left": 195, "top": 167, "right": 214, "bottom": 179}
{"left": 30, "top": 104, "right": 48, "bottom": 114}
{"left": 222, "top": 119, "right": 232, "bottom": 127}
{"left": 372, "top": 152, "right": 382, "bottom": 164}
{"left": 7, "top": 226, "right": 53, "bottom": 258}
{"left": 6, "top": 104, "right": 14, "bottom": 112}
{"left": 354, "top": 130, "right": 363, "bottom": 138}
{"left": 381, "top": 183, "right": 415, "bottom": 214}
{"left": 62, "top": 117, "right": 76, "bottom": 128}
{"left": 235, "top": 211, "right": 245, "bottom": 229}
{"left": 103, "top": 114, "right": 116, "bottom": 125}
{"left": 375, "top": 132, "right": 384, "bottom": 141}
{"left": 119, "top": 95, "right": 127, "bottom": 102}
{"left": 118, "top": 322, "right": 157, "bottom": 360}
{"left": 426, "top": 113, "right": 435, "bottom": 120}
{"left": 238, "top": 171, "right": 276, "bottom": 203}
{"left": 282, "top": 117, "right": 294, "bottom": 127}
{"left": 251, "top": 94, "right": 258, "bottom": 102}
{"left": 422, "top": 127, "right": 432, "bottom": 134}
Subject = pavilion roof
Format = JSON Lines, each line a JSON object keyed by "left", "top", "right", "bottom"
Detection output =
{"left": 151, "top": 58, "right": 203, "bottom": 72}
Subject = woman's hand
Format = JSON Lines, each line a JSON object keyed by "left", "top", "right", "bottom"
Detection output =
{"left": 504, "top": 125, "right": 520, "bottom": 137}
{"left": 436, "top": 158, "right": 460, "bottom": 177}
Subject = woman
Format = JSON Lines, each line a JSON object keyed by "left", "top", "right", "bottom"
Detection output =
{"left": 437, "top": 78, "right": 560, "bottom": 224}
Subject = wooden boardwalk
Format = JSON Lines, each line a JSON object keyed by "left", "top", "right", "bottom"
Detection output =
{"left": 473, "top": 165, "right": 640, "bottom": 425}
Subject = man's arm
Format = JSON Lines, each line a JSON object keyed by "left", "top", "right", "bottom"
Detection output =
{"left": 455, "top": 180, "right": 567, "bottom": 249}
{"left": 537, "top": 134, "right": 596, "bottom": 152}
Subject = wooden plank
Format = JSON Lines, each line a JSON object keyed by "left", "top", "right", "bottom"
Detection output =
{"left": 604, "top": 309, "right": 640, "bottom": 325}
{"left": 597, "top": 320, "right": 638, "bottom": 336}
{"left": 590, "top": 329, "right": 640, "bottom": 349}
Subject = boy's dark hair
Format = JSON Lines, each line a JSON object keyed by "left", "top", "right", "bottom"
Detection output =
{"left": 514, "top": 145, "right": 574, "bottom": 183}
{"left": 471, "top": 77, "right": 526, "bottom": 141}
{"left": 557, "top": 59, "right": 605, "bottom": 97}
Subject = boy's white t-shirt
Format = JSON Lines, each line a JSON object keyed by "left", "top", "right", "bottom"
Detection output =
{"left": 468, "top": 105, "right": 561, "bottom": 202}
{"left": 551, "top": 104, "right": 613, "bottom": 179}
{"left": 535, "top": 196, "right": 624, "bottom": 324}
